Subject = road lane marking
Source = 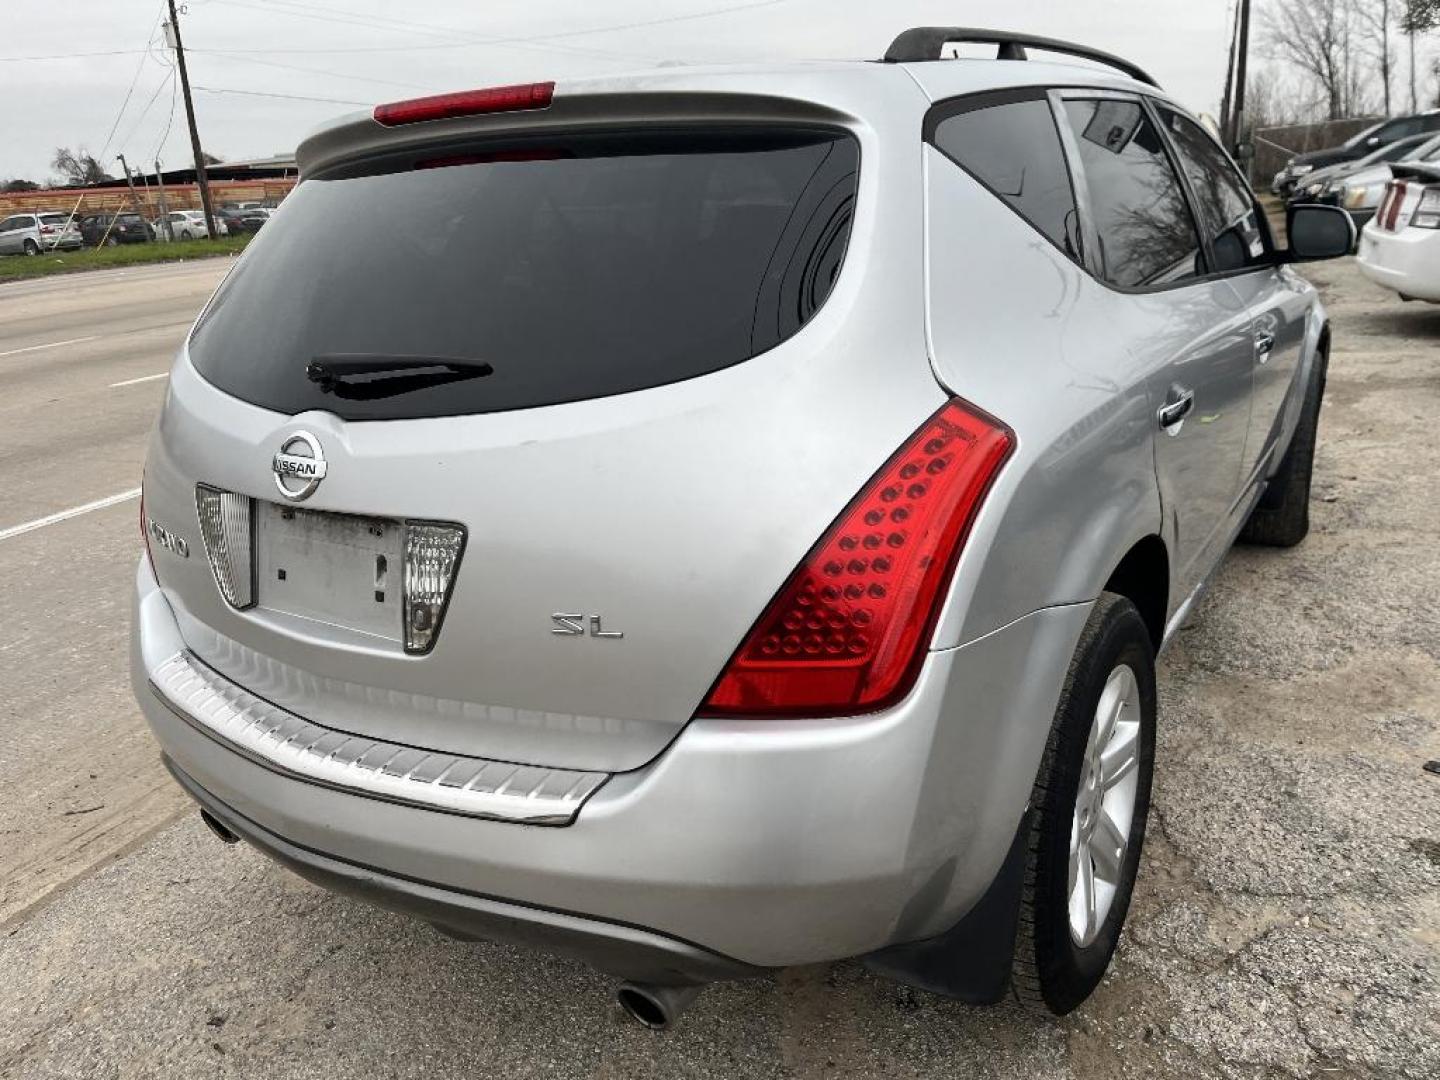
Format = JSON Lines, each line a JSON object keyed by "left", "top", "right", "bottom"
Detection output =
{"left": 110, "top": 372, "right": 168, "bottom": 388}
{"left": 0, "top": 488, "right": 141, "bottom": 543}
{"left": 0, "top": 335, "right": 99, "bottom": 359}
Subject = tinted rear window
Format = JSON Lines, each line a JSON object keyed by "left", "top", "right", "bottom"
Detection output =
{"left": 40, "top": 214, "right": 69, "bottom": 225}
{"left": 189, "top": 129, "right": 859, "bottom": 420}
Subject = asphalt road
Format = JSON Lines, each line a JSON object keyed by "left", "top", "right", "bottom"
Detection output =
{"left": 0, "top": 257, "right": 1437, "bottom": 1080}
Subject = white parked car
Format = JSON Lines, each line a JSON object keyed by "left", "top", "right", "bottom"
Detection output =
{"left": 1357, "top": 162, "right": 1440, "bottom": 302}
{"left": 155, "top": 210, "right": 228, "bottom": 240}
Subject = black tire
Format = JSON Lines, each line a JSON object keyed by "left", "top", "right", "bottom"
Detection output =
{"left": 22, "top": 239, "right": 39, "bottom": 256}
{"left": 1011, "top": 592, "right": 1157, "bottom": 1015}
{"left": 1239, "top": 350, "right": 1327, "bottom": 547}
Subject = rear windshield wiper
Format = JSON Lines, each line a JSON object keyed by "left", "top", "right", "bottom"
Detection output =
{"left": 306, "top": 354, "right": 494, "bottom": 401}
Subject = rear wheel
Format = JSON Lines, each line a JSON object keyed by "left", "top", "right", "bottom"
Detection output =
{"left": 1240, "top": 350, "right": 1327, "bottom": 547}
{"left": 22, "top": 239, "right": 39, "bottom": 256}
{"left": 1011, "top": 592, "right": 1156, "bottom": 1014}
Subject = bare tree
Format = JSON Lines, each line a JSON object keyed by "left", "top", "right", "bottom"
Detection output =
{"left": 1356, "top": 0, "right": 1397, "bottom": 114}
{"left": 1, "top": 178, "right": 41, "bottom": 193}
{"left": 50, "top": 147, "right": 113, "bottom": 186}
{"left": 1402, "top": 0, "right": 1440, "bottom": 111}
{"left": 1262, "top": 0, "right": 1356, "bottom": 119}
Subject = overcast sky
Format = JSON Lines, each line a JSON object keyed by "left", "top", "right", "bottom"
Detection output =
{"left": 1, "top": 1, "right": 1242, "bottom": 182}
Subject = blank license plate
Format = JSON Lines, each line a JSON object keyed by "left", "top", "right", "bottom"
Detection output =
{"left": 256, "top": 502, "right": 403, "bottom": 642}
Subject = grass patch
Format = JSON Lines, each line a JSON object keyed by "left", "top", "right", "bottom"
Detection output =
{"left": 0, "top": 235, "right": 251, "bottom": 281}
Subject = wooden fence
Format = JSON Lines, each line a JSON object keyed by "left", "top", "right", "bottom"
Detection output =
{"left": 0, "top": 178, "right": 298, "bottom": 219}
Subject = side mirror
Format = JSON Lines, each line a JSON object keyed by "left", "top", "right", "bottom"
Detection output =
{"left": 1285, "top": 204, "right": 1355, "bottom": 261}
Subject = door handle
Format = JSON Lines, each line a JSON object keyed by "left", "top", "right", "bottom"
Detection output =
{"left": 1255, "top": 330, "right": 1276, "bottom": 361}
{"left": 1157, "top": 388, "right": 1195, "bottom": 434}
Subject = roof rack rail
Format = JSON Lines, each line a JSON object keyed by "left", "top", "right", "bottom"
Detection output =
{"left": 882, "top": 27, "right": 1160, "bottom": 89}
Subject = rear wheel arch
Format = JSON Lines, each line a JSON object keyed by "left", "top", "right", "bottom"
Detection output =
{"left": 1100, "top": 536, "right": 1169, "bottom": 652}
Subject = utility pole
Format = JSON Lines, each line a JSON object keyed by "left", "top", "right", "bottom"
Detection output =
{"left": 116, "top": 153, "right": 143, "bottom": 216}
{"left": 165, "top": 0, "right": 216, "bottom": 240}
{"left": 1232, "top": 0, "right": 1252, "bottom": 157}
{"left": 1220, "top": 1, "right": 1240, "bottom": 148}
{"left": 154, "top": 160, "right": 174, "bottom": 242}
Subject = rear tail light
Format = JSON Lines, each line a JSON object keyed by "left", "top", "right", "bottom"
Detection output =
{"left": 699, "top": 399, "right": 1014, "bottom": 718}
{"left": 402, "top": 523, "right": 465, "bottom": 654}
{"left": 1381, "top": 181, "right": 1409, "bottom": 230}
{"left": 40, "top": 225, "right": 53, "bottom": 234}
{"left": 374, "top": 82, "right": 554, "bottom": 127}
{"left": 196, "top": 485, "right": 256, "bottom": 609}
{"left": 1410, "top": 187, "right": 1440, "bottom": 229}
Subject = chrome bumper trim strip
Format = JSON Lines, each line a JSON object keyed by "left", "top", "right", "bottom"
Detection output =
{"left": 150, "top": 651, "right": 608, "bottom": 825}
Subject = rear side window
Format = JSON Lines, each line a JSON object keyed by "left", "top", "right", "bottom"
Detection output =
{"left": 1155, "top": 106, "right": 1268, "bottom": 273}
{"left": 1062, "top": 99, "right": 1202, "bottom": 288}
{"left": 189, "top": 129, "right": 859, "bottom": 421}
{"left": 930, "top": 95, "right": 1080, "bottom": 261}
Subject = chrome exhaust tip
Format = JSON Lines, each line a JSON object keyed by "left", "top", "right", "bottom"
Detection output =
{"left": 615, "top": 982, "right": 702, "bottom": 1031}
{"left": 199, "top": 808, "right": 240, "bottom": 844}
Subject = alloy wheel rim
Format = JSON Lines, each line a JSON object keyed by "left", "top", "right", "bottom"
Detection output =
{"left": 1068, "top": 663, "right": 1142, "bottom": 948}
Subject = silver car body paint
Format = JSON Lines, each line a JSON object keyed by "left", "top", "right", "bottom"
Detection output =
{"left": 132, "top": 58, "right": 1328, "bottom": 971}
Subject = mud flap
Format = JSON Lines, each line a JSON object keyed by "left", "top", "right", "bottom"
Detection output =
{"left": 861, "top": 809, "right": 1031, "bottom": 1004}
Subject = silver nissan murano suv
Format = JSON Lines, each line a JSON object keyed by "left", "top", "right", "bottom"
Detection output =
{"left": 132, "top": 28, "right": 1354, "bottom": 1028}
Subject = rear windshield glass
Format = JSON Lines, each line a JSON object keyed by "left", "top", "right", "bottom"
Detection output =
{"left": 189, "top": 129, "right": 859, "bottom": 420}
{"left": 40, "top": 214, "right": 69, "bottom": 225}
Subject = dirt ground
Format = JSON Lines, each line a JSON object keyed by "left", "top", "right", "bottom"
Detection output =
{"left": 0, "top": 256, "right": 1437, "bottom": 1079}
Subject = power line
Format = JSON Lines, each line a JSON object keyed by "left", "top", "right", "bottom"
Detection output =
{"left": 117, "top": 70, "right": 178, "bottom": 158}
{"left": 0, "top": 48, "right": 150, "bottom": 62}
{"left": 208, "top": 0, "right": 661, "bottom": 63}
{"left": 189, "top": 48, "right": 436, "bottom": 92}
{"left": 93, "top": 4, "right": 169, "bottom": 167}
{"left": 201, "top": 0, "right": 787, "bottom": 58}
{"left": 148, "top": 69, "right": 181, "bottom": 166}
{"left": 191, "top": 85, "right": 373, "bottom": 106}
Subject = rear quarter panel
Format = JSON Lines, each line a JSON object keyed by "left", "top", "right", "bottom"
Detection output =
{"left": 921, "top": 145, "right": 1163, "bottom": 646}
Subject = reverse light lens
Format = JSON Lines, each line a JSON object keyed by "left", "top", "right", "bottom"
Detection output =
{"left": 195, "top": 485, "right": 255, "bottom": 609}
{"left": 374, "top": 82, "right": 554, "bottom": 127}
{"left": 403, "top": 522, "right": 465, "bottom": 654}
{"left": 1410, "top": 187, "right": 1440, "bottom": 229}
{"left": 699, "top": 399, "right": 1014, "bottom": 718}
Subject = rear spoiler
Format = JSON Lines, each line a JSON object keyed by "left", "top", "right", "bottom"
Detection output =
{"left": 296, "top": 90, "right": 855, "bottom": 179}
{"left": 1388, "top": 161, "right": 1440, "bottom": 183}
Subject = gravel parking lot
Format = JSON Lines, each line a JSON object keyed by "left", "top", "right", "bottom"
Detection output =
{"left": 1, "top": 256, "right": 1436, "bottom": 1080}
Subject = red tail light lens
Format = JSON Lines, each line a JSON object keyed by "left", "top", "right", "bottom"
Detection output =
{"left": 1382, "top": 180, "right": 1409, "bottom": 231}
{"left": 374, "top": 82, "right": 555, "bottom": 127}
{"left": 700, "top": 399, "right": 1014, "bottom": 718}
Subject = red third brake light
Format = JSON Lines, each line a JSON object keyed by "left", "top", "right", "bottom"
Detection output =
{"left": 374, "top": 82, "right": 555, "bottom": 127}
{"left": 700, "top": 399, "right": 1014, "bottom": 718}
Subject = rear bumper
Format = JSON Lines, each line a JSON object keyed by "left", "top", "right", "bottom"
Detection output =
{"left": 166, "top": 757, "right": 757, "bottom": 985}
{"left": 1357, "top": 224, "right": 1440, "bottom": 301}
{"left": 134, "top": 556, "right": 1090, "bottom": 969}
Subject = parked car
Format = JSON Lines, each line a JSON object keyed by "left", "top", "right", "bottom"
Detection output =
{"left": 1324, "top": 133, "right": 1440, "bottom": 227}
{"left": 213, "top": 207, "right": 252, "bottom": 235}
{"left": 1272, "top": 109, "right": 1440, "bottom": 197}
{"left": 0, "top": 211, "right": 82, "bottom": 254}
{"left": 1357, "top": 161, "right": 1440, "bottom": 302}
{"left": 131, "top": 28, "right": 1353, "bottom": 1029}
{"left": 79, "top": 212, "right": 155, "bottom": 247}
{"left": 156, "top": 209, "right": 227, "bottom": 239}
{"left": 1286, "top": 131, "right": 1433, "bottom": 206}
